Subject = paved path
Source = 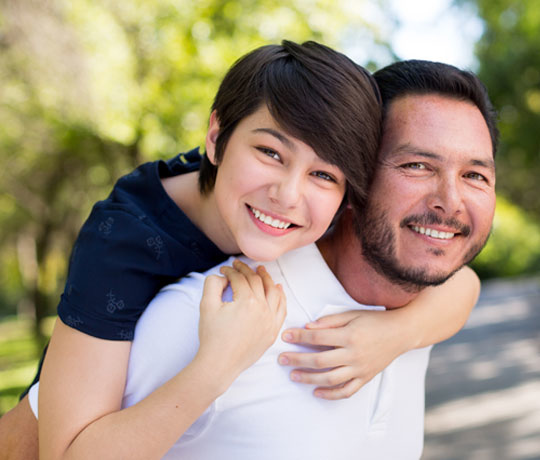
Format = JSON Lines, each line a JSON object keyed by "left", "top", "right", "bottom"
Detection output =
{"left": 422, "top": 276, "right": 540, "bottom": 460}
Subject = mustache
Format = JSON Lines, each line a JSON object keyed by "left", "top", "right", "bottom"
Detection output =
{"left": 400, "top": 213, "right": 471, "bottom": 237}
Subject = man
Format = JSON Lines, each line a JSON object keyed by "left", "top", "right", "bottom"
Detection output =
{"left": 8, "top": 59, "right": 498, "bottom": 459}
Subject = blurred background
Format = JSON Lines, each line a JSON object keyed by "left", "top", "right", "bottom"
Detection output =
{"left": 0, "top": 0, "right": 538, "bottom": 458}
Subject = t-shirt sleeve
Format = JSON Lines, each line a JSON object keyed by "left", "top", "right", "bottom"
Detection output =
{"left": 57, "top": 204, "right": 175, "bottom": 341}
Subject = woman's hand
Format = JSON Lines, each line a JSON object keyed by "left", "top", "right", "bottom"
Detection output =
{"left": 197, "top": 260, "right": 287, "bottom": 384}
{"left": 278, "top": 266, "right": 480, "bottom": 400}
{"left": 278, "top": 309, "right": 408, "bottom": 400}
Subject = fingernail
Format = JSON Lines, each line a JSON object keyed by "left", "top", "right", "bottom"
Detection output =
{"left": 314, "top": 391, "right": 323, "bottom": 398}
{"left": 291, "top": 372, "right": 301, "bottom": 382}
{"left": 278, "top": 356, "right": 289, "bottom": 365}
{"left": 282, "top": 332, "right": 293, "bottom": 342}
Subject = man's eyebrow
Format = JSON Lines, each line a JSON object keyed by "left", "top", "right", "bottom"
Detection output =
{"left": 393, "top": 145, "right": 442, "bottom": 161}
{"left": 393, "top": 144, "right": 496, "bottom": 170}
{"left": 252, "top": 128, "right": 295, "bottom": 150}
{"left": 470, "top": 158, "right": 496, "bottom": 171}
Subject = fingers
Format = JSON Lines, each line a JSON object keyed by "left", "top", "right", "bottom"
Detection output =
{"left": 218, "top": 261, "right": 284, "bottom": 321}
{"left": 281, "top": 326, "right": 345, "bottom": 348}
{"left": 289, "top": 365, "right": 354, "bottom": 388}
{"left": 305, "top": 310, "right": 364, "bottom": 329}
{"left": 313, "top": 378, "right": 364, "bottom": 400}
{"left": 220, "top": 261, "right": 261, "bottom": 300}
{"left": 221, "top": 260, "right": 283, "bottom": 307}
{"left": 278, "top": 347, "right": 345, "bottom": 370}
{"left": 257, "top": 266, "right": 284, "bottom": 312}
{"left": 232, "top": 260, "right": 265, "bottom": 295}
{"left": 275, "top": 285, "right": 287, "bottom": 326}
{"left": 220, "top": 260, "right": 271, "bottom": 297}
{"left": 200, "top": 275, "right": 228, "bottom": 312}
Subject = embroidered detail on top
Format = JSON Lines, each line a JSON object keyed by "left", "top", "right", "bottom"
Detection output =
{"left": 106, "top": 290, "right": 125, "bottom": 314}
{"left": 64, "top": 315, "right": 83, "bottom": 328}
{"left": 117, "top": 329, "right": 134, "bottom": 340}
{"left": 98, "top": 217, "right": 114, "bottom": 235}
{"left": 147, "top": 235, "right": 164, "bottom": 260}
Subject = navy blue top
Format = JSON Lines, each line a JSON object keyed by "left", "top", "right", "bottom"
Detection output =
{"left": 57, "top": 148, "right": 228, "bottom": 340}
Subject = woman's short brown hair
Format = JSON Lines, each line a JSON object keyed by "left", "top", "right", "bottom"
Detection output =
{"left": 198, "top": 40, "right": 382, "bottom": 212}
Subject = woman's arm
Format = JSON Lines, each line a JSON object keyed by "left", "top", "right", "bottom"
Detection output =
{"left": 277, "top": 265, "right": 480, "bottom": 400}
{"left": 39, "top": 261, "right": 286, "bottom": 460}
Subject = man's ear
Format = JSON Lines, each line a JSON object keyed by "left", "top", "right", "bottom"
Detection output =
{"left": 205, "top": 110, "right": 220, "bottom": 165}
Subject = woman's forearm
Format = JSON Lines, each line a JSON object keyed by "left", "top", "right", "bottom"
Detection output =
{"left": 397, "top": 265, "right": 481, "bottom": 350}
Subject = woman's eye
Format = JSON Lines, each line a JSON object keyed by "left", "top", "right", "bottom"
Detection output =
{"left": 257, "top": 147, "right": 281, "bottom": 161}
{"left": 311, "top": 171, "right": 336, "bottom": 182}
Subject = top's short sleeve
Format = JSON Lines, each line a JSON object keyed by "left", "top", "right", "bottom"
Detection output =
{"left": 56, "top": 149, "right": 228, "bottom": 340}
{"left": 57, "top": 204, "right": 177, "bottom": 340}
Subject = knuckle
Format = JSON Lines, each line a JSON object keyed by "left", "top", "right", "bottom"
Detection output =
{"left": 326, "top": 374, "right": 340, "bottom": 386}
{"left": 344, "top": 333, "right": 357, "bottom": 348}
{"left": 312, "top": 355, "right": 325, "bottom": 369}
{"left": 308, "top": 330, "right": 320, "bottom": 343}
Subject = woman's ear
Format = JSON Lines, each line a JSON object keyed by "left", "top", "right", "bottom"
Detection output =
{"left": 205, "top": 110, "right": 220, "bottom": 165}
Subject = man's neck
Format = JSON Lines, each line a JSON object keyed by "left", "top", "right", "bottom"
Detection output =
{"left": 317, "top": 213, "right": 418, "bottom": 309}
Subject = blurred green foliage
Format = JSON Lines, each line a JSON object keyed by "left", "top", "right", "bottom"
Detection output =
{"left": 472, "top": 196, "right": 540, "bottom": 278}
{"left": 0, "top": 0, "right": 539, "bottom": 333}
{"left": 0, "top": 0, "right": 387, "bottom": 326}
{"left": 0, "top": 316, "right": 54, "bottom": 416}
{"left": 460, "top": 0, "right": 540, "bottom": 219}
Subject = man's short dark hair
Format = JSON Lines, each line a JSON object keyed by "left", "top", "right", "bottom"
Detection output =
{"left": 198, "top": 40, "right": 382, "bottom": 211}
{"left": 373, "top": 60, "right": 499, "bottom": 157}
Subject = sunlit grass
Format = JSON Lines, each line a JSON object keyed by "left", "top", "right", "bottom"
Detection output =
{"left": 0, "top": 316, "right": 54, "bottom": 416}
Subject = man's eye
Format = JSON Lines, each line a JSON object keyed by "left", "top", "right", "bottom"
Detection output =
{"left": 402, "top": 163, "right": 426, "bottom": 170}
{"left": 311, "top": 171, "right": 336, "bottom": 182}
{"left": 257, "top": 147, "right": 281, "bottom": 161}
{"left": 465, "top": 172, "right": 487, "bottom": 182}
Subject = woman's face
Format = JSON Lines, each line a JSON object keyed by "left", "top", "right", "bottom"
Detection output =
{"left": 207, "top": 105, "right": 347, "bottom": 262}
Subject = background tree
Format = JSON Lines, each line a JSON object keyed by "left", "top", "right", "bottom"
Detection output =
{"left": 458, "top": 0, "right": 540, "bottom": 217}
{"left": 456, "top": 0, "right": 540, "bottom": 277}
{"left": 0, "top": 0, "right": 389, "bottom": 334}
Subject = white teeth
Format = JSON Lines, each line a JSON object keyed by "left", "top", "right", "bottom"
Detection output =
{"left": 412, "top": 226, "right": 454, "bottom": 240}
{"left": 250, "top": 207, "right": 291, "bottom": 229}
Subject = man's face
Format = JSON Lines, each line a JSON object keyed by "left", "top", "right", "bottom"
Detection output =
{"left": 358, "top": 94, "right": 496, "bottom": 288}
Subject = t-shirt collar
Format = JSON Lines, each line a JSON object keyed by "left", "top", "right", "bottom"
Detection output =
{"left": 276, "top": 243, "right": 371, "bottom": 321}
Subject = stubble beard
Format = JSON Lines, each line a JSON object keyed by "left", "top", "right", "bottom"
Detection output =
{"left": 355, "top": 205, "right": 489, "bottom": 292}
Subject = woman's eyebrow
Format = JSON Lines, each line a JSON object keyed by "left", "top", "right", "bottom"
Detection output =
{"left": 252, "top": 128, "right": 295, "bottom": 150}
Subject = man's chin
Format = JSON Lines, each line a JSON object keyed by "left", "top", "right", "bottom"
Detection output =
{"left": 376, "top": 261, "right": 460, "bottom": 292}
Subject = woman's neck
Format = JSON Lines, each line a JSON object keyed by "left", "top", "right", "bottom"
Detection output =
{"left": 161, "top": 172, "right": 240, "bottom": 255}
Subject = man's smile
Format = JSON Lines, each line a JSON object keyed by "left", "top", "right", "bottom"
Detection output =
{"left": 410, "top": 226, "right": 456, "bottom": 240}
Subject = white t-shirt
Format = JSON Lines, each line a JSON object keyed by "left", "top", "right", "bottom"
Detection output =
{"left": 122, "top": 243, "right": 432, "bottom": 459}
{"left": 29, "top": 243, "right": 430, "bottom": 459}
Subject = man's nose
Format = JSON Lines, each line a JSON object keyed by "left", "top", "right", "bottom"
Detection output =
{"left": 426, "top": 175, "right": 464, "bottom": 216}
